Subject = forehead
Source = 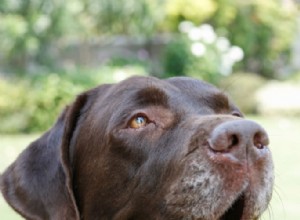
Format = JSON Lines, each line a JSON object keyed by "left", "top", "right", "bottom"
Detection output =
{"left": 108, "top": 76, "right": 233, "bottom": 112}
{"left": 167, "top": 77, "right": 234, "bottom": 113}
{"left": 166, "top": 77, "right": 225, "bottom": 100}
{"left": 113, "top": 76, "right": 176, "bottom": 105}
{"left": 115, "top": 76, "right": 221, "bottom": 96}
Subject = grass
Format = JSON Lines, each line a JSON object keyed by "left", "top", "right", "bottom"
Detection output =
{"left": 257, "top": 116, "right": 300, "bottom": 220}
{"left": 0, "top": 116, "right": 299, "bottom": 219}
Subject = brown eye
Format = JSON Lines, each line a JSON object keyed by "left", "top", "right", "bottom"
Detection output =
{"left": 129, "top": 115, "right": 148, "bottom": 129}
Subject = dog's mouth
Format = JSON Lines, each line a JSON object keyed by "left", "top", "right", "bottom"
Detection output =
{"left": 164, "top": 147, "right": 273, "bottom": 220}
{"left": 220, "top": 193, "right": 245, "bottom": 220}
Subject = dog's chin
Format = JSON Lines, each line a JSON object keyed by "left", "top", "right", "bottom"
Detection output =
{"left": 163, "top": 153, "right": 271, "bottom": 220}
{"left": 164, "top": 183, "right": 263, "bottom": 220}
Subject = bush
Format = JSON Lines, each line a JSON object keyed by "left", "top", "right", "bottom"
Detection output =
{"left": 288, "top": 72, "right": 300, "bottom": 83}
{"left": 163, "top": 0, "right": 297, "bottom": 78}
{"left": 164, "top": 0, "right": 216, "bottom": 30}
{"left": 0, "top": 65, "right": 148, "bottom": 133}
{"left": 0, "top": 77, "right": 28, "bottom": 133}
{"left": 0, "top": 74, "right": 85, "bottom": 133}
{"left": 163, "top": 22, "right": 244, "bottom": 84}
{"left": 213, "top": 0, "right": 297, "bottom": 78}
{"left": 219, "top": 72, "right": 266, "bottom": 114}
{"left": 163, "top": 36, "right": 191, "bottom": 77}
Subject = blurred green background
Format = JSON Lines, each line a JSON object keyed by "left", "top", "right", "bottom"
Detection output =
{"left": 1, "top": 0, "right": 300, "bottom": 219}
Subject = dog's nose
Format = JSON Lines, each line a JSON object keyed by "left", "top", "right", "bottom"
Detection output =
{"left": 208, "top": 120, "right": 269, "bottom": 162}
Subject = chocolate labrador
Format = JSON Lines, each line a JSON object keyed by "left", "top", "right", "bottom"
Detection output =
{"left": 0, "top": 76, "right": 273, "bottom": 220}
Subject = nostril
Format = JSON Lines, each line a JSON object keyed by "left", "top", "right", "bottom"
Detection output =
{"left": 229, "top": 134, "right": 239, "bottom": 149}
{"left": 253, "top": 131, "right": 269, "bottom": 149}
{"left": 208, "top": 132, "right": 240, "bottom": 153}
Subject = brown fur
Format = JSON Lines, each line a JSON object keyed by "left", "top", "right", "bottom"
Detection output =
{"left": 0, "top": 76, "right": 273, "bottom": 220}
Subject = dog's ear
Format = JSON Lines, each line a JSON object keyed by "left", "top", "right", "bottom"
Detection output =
{"left": 0, "top": 85, "right": 110, "bottom": 220}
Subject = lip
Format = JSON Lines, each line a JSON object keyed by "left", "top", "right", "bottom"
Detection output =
{"left": 219, "top": 193, "right": 245, "bottom": 220}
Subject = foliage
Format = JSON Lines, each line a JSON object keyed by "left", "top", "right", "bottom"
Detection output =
{"left": 0, "top": 0, "right": 297, "bottom": 78}
{"left": 164, "top": 0, "right": 216, "bottom": 30}
{"left": 85, "top": 0, "right": 165, "bottom": 37}
{"left": 163, "top": 23, "right": 244, "bottom": 84}
{"left": 163, "top": 35, "right": 191, "bottom": 77}
{"left": 0, "top": 0, "right": 78, "bottom": 70}
{"left": 219, "top": 72, "right": 266, "bottom": 114}
{"left": 211, "top": 0, "right": 298, "bottom": 77}
{"left": 288, "top": 71, "right": 300, "bottom": 83}
{"left": 0, "top": 0, "right": 166, "bottom": 71}
{"left": 163, "top": 0, "right": 297, "bottom": 78}
{"left": 0, "top": 66, "right": 148, "bottom": 133}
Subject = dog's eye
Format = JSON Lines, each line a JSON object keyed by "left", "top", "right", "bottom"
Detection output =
{"left": 232, "top": 111, "right": 242, "bottom": 117}
{"left": 129, "top": 115, "right": 149, "bottom": 129}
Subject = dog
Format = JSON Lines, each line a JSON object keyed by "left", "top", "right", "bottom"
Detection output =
{"left": 0, "top": 76, "right": 273, "bottom": 220}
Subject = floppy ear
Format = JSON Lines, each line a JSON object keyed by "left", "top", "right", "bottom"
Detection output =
{"left": 0, "top": 88, "right": 99, "bottom": 220}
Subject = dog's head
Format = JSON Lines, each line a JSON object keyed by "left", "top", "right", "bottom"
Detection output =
{"left": 0, "top": 76, "right": 274, "bottom": 220}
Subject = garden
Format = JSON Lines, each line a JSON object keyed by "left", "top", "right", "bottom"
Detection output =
{"left": 1, "top": 0, "right": 300, "bottom": 219}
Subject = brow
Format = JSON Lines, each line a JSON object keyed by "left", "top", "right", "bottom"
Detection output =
{"left": 135, "top": 87, "right": 168, "bottom": 107}
{"left": 207, "top": 92, "right": 230, "bottom": 111}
